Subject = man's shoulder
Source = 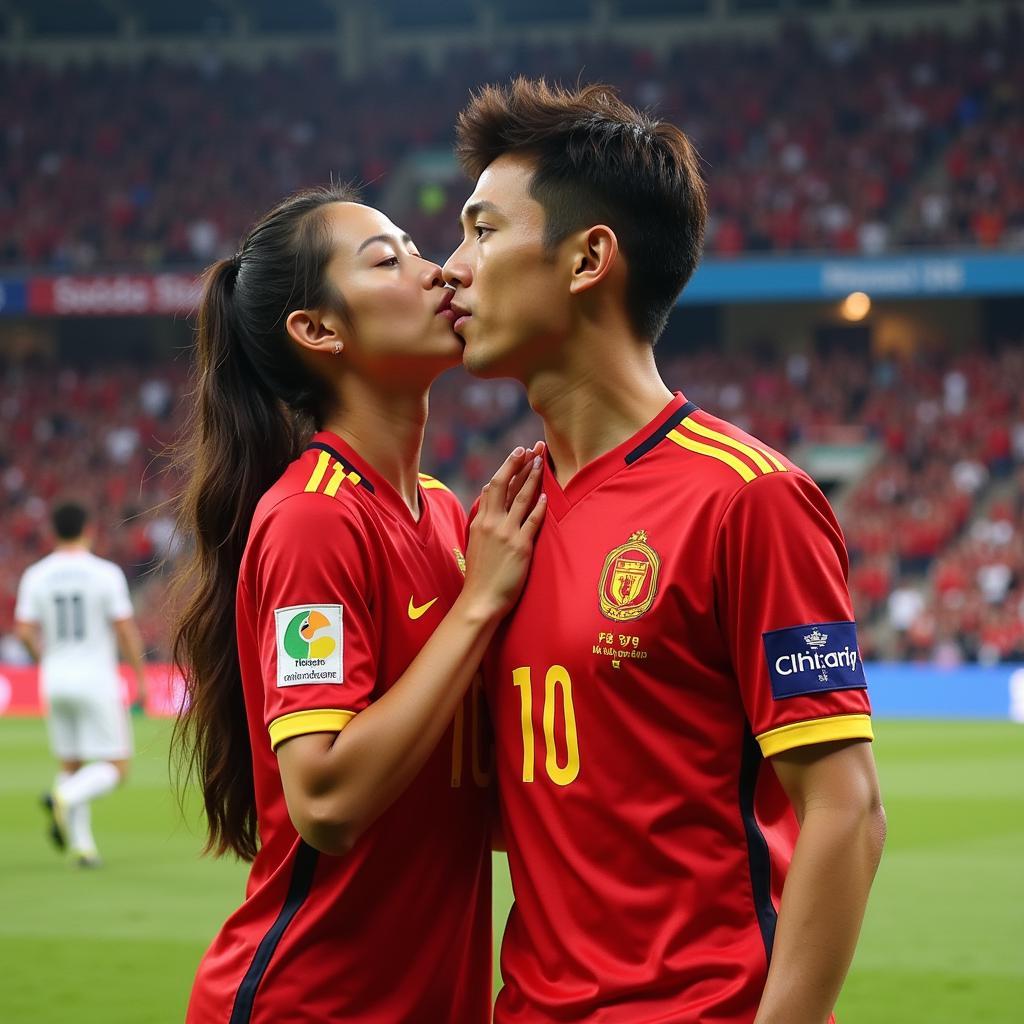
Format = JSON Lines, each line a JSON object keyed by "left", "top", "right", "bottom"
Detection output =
{"left": 646, "top": 406, "right": 805, "bottom": 497}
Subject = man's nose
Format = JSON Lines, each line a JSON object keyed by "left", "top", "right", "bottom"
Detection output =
{"left": 442, "top": 251, "right": 472, "bottom": 289}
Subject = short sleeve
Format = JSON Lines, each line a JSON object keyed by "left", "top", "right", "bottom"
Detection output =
{"left": 714, "top": 471, "right": 873, "bottom": 758}
{"left": 250, "top": 493, "right": 378, "bottom": 752}
{"left": 14, "top": 570, "right": 38, "bottom": 623}
{"left": 105, "top": 566, "right": 135, "bottom": 621}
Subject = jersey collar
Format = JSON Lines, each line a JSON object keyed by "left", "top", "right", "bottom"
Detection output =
{"left": 542, "top": 392, "right": 697, "bottom": 522}
{"left": 306, "top": 430, "right": 434, "bottom": 535}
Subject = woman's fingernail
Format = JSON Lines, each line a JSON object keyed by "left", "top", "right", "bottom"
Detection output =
{"left": 533, "top": 457, "right": 542, "bottom": 470}
{"left": 513, "top": 446, "right": 525, "bottom": 457}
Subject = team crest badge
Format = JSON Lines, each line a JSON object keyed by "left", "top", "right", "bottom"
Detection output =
{"left": 599, "top": 530, "right": 660, "bottom": 621}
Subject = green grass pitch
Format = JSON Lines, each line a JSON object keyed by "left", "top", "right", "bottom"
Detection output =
{"left": 1, "top": 717, "right": 1021, "bottom": 1022}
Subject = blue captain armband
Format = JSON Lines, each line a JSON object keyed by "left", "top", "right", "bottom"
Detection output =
{"left": 762, "top": 620, "right": 867, "bottom": 700}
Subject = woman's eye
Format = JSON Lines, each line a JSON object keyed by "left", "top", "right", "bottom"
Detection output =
{"left": 377, "top": 256, "right": 400, "bottom": 267}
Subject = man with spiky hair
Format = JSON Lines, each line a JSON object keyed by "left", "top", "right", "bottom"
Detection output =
{"left": 444, "top": 78, "right": 885, "bottom": 1024}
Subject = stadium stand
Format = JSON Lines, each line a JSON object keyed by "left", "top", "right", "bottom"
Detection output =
{"left": 0, "top": 11, "right": 1021, "bottom": 272}
{"left": 1, "top": 9, "right": 1021, "bottom": 666}
{"left": 1, "top": 338, "right": 1021, "bottom": 663}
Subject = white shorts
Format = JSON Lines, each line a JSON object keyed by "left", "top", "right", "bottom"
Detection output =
{"left": 45, "top": 692, "right": 133, "bottom": 762}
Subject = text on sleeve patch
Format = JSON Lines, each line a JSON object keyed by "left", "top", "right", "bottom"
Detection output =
{"left": 275, "top": 604, "right": 344, "bottom": 687}
{"left": 762, "top": 621, "right": 866, "bottom": 700}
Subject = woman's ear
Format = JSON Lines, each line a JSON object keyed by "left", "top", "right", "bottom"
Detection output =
{"left": 286, "top": 309, "right": 343, "bottom": 356}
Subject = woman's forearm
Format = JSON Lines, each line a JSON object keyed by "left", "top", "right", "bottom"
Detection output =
{"left": 279, "top": 592, "right": 501, "bottom": 854}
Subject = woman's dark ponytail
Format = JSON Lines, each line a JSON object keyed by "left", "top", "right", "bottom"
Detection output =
{"left": 171, "top": 184, "right": 358, "bottom": 860}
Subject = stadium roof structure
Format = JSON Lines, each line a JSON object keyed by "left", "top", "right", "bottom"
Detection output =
{"left": 0, "top": 0, "right": 1010, "bottom": 41}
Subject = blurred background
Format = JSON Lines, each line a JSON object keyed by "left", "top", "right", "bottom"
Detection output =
{"left": 1, "top": 3, "right": 1022, "bottom": 1023}
{"left": 2, "top": 0, "right": 1023, "bottom": 677}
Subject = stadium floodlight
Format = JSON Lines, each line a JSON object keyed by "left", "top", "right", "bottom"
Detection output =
{"left": 841, "top": 291, "right": 872, "bottom": 321}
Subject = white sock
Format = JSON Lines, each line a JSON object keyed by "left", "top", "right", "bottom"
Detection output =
{"left": 69, "top": 802, "right": 97, "bottom": 855}
{"left": 54, "top": 770, "right": 73, "bottom": 792}
{"left": 56, "top": 761, "right": 120, "bottom": 807}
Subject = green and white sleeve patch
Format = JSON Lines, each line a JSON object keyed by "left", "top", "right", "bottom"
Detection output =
{"left": 274, "top": 604, "right": 343, "bottom": 687}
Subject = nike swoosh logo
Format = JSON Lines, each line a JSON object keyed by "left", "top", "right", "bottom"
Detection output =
{"left": 408, "top": 597, "right": 439, "bottom": 620}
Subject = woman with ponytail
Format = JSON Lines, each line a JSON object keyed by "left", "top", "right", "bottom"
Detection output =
{"left": 172, "top": 184, "right": 546, "bottom": 1023}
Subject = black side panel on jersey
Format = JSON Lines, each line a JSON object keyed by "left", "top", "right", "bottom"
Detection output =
{"left": 305, "top": 441, "right": 376, "bottom": 493}
{"left": 739, "top": 728, "right": 778, "bottom": 963}
{"left": 624, "top": 401, "right": 699, "bottom": 465}
{"left": 228, "top": 840, "right": 320, "bottom": 1024}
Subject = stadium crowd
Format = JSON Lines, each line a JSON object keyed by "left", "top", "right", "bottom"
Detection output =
{"left": 1, "top": 339, "right": 1021, "bottom": 664}
{"left": 1, "top": 12, "right": 1022, "bottom": 272}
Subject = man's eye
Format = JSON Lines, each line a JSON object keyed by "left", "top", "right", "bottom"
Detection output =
{"left": 474, "top": 225, "right": 493, "bottom": 239}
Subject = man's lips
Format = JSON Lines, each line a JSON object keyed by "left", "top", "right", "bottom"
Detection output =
{"left": 449, "top": 302, "right": 472, "bottom": 333}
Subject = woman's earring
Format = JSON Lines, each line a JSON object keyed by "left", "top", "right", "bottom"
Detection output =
{"left": 333, "top": 342, "right": 341, "bottom": 356}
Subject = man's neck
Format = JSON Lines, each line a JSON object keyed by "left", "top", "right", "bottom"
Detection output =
{"left": 321, "top": 379, "right": 429, "bottom": 518}
{"left": 55, "top": 540, "right": 89, "bottom": 553}
{"left": 526, "top": 332, "right": 673, "bottom": 487}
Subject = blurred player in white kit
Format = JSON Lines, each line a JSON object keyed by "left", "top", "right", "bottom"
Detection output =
{"left": 14, "top": 501, "right": 147, "bottom": 867}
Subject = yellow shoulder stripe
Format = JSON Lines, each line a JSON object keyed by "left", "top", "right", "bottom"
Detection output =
{"left": 418, "top": 473, "right": 451, "bottom": 492}
{"left": 756, "top": 713, "right": 873, "bottom": 758}
{"left": 304, "top": 450, "right": 361, "bottom": 498}
{"left": 667, "top": 428, "right": 756, "bottom": 483}
{"left": 680, "top": 415, "right": 787, "bottom": 476}
{"left": 324, "top": 463, "right": 362, "bottom": 497}
{"left": 304, "top": 450, "right": 332, "bottom": 493}
{"left": 269, "top": 708, "right": 356, "bottom": 751}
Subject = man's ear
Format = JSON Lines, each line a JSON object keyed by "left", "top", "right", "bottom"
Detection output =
{"left": 286, "top": 308, "right": 344, "bottom": 356}
{"left": 568, "top": 225, "right": 619, "bottom": 296}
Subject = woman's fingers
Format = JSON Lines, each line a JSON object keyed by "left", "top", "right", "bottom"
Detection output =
{"left": 505, "top": 441, "right": 545, "bottom": 511}
{"left": 520, "top": 492, "right": 548, "bottom": 539}
{"left": 482, "top": 447, "right": 527, "bottom": 517}
{"left": 510, "top": 456, "right": 544, "bottom": 525}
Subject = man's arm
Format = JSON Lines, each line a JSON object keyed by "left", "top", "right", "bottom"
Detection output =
{"left": 14, "top": 621, "right": 41, "bottom": 662}
{"left": 113, "top": 617, "right": 147, "bottom": 708}
{"left": 753, "top": 739, "right": 886, "bottom": 1024}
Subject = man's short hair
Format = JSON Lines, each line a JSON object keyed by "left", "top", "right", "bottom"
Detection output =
{"left": 52, "top": 501, "right": 89, "bottom": 540}
{"left": 456, "top": 77, "right": 708, "bottom": 343}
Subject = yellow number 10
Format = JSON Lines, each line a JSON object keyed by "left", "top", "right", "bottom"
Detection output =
{"left": 512, "top": 665, "right": 580, "bottom": 786}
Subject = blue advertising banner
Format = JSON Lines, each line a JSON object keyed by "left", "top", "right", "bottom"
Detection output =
{"left": 679, "top": 250, "right": 1024, "bottom": 304}
{"left": 0, "top": 278, "right": 27, "bottom": 316}
{"left": 2, "top": 251, "right": 1022, "bottom": 316}
{"left": 864, "top": 662, "right": 1024, "bottom": 720}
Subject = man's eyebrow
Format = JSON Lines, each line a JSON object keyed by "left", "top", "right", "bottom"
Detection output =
{"left": 356, "top": 232, "right": 412, "bottom": 255}
{"left": 460, "top": 200, "right": 502, "bottom": 225}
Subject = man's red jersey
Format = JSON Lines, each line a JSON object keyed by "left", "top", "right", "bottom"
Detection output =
{"left": 487, "top": 393, "right": 873, "bottom": 1024}
{"left": 187, "top": 432, "right": 492, "bottom": 1024}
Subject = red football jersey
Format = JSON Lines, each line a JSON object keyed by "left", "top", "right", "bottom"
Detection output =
{"left": 488, "top": 393, "right": 872, "bottom": 1024}
{"left": 187, "top": 432, "right": 492, "bottom": 1024}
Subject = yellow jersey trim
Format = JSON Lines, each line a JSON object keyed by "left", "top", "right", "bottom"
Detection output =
{"left": 757, "top": 713, "right": 873, "bottom": 758}
{"left": 304, "top": 450, "right": 332, "bottom": 493}
{"left": 667, "top": 428, "right": 757, "bottom": 483}
{"left": 323, "top": 460, "right": 346, "bottom": 497}
{"left": 269, "top": 708, "right": 356, "bottom": 751}
{"left": 758, "top": 446, "right": 788, "bottom": 473}
{"left": 418, "top": 473, "right": 451, "bottom": 492}
{"left": 681, "top": 415, "right": 785, "bottom": 476}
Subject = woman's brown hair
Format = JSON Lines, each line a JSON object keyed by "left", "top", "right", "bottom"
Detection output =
{"left": 171, "top": 183, "right": 358, "bottom": 860}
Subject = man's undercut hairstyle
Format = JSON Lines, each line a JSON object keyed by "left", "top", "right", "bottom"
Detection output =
{"left": 52, "top": 501, "right": 88, "bottom": 540}
{"left": 457, "top": 77, "right": 707, "bottom": 343}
